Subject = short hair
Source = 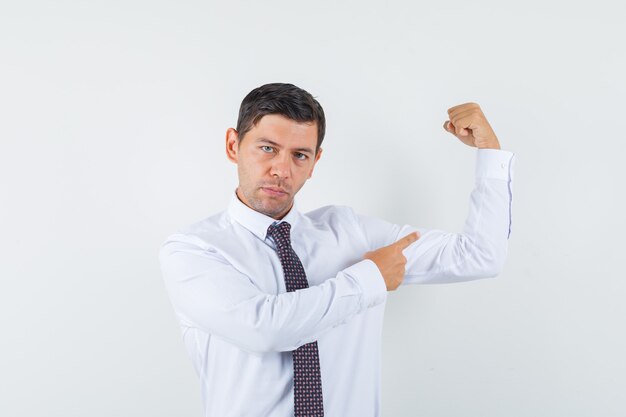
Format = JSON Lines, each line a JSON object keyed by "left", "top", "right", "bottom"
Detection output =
{"left": 235, "top": 83, "right": 326, "bottom": 155}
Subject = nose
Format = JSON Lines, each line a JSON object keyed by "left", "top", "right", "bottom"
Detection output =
{"left": 269, "top": 153, "right": 290, "bottom": 179}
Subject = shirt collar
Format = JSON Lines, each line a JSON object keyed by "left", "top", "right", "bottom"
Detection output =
{"left": 227, "top": 188, "right": 301, "bottom": 241}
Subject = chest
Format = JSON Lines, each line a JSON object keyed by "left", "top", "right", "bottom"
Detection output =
{"left": 213, "top": 223, "right": 369, "bottom": 294}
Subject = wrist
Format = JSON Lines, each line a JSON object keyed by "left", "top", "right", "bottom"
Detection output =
{"left": 478, "top": 140, "right": 501, "bottom": 150}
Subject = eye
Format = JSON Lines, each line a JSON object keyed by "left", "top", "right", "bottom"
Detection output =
{"left": 260, "top": 145, "right": 273, "bottom": 153}
{"left": 295, "top": 153, "right": 308, "bottom": 161}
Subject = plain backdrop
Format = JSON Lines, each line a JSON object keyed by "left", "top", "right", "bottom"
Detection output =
{"left": 1, "top": 1, "right": 625, "bottom": 416}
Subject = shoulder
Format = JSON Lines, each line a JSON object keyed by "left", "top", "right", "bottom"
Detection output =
{"left": 302, "top": 204, "right": 357, "bottom": 226}
{"left": 160, "top": 209, "right": 235, "bottom": 253}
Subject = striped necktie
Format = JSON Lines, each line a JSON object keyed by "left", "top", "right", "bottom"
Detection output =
{"left": 267, "top": 221, "right": 325, "bottom": 417}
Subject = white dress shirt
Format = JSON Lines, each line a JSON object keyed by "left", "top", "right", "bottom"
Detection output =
{"left": 159, "top": 148, "right": 516, "bottom": 417}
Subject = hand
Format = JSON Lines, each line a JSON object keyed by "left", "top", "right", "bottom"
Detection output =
{"left": 363, "top": 231, "right": 420, "bottom": 291}
{"left": 443, "top": 102, "right": 501, "bottom": 149}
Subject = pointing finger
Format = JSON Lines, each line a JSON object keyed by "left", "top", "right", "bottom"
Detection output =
{"left": 395, "top": 231, "right": 420, "bottom": 249}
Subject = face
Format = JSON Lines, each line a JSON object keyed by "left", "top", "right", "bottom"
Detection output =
{"left": 225, "top": 114, "right": 323, "bottom": 220}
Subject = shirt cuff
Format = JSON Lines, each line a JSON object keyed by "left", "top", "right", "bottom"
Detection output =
{"left": 475, "top": 148, "right": 516, "bottom": 181}
{"left": 342, "top": 259, "right": 388, "bottom": 311}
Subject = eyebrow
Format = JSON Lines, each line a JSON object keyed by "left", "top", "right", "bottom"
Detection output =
{"left": 255, "top": 137, "right": 315, "bottom": 155}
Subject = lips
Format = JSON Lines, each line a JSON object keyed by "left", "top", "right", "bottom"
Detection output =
{"left": 262, "top": 186, "right": 288, "bottom": 196}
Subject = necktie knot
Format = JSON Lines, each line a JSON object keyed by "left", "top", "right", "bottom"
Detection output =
{"left": 267, "top": 221, "right": 292, "bottom": 248}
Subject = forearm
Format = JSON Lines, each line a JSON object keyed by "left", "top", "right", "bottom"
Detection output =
{"left": 160, "top": 238, "right": 387, "bottom": 354}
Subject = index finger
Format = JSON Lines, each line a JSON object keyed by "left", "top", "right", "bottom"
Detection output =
{"left": 394, "top": 231, "right": 420, "bottom": 249}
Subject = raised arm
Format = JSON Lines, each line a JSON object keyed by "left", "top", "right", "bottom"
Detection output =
{"left": 352, "top": 148, "right": 515, "bottom": 285}
{"left": 352, "top": 103, "right": 515, "bottom": 284}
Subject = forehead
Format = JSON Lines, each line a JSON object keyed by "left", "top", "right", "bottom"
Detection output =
{"left": 247, "top": 114, "right": 317, "bottom": 148}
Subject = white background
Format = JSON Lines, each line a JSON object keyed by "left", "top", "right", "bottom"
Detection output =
{"left": 1, "top": 1, "right": 625, "bottom": 416}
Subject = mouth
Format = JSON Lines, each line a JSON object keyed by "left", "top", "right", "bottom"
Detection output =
{"left": 261, "top": 187, "right": 288, "bottom": 197}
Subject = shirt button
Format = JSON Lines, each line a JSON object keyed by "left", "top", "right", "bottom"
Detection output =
{"left": 500, "top": 163, "right": 506, "bottom": 168}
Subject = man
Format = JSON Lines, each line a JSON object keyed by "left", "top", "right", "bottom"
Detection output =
{"left": 159, "top": 82, "right": 515, "bottom": 417}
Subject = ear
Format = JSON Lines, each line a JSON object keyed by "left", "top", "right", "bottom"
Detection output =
{"left": 225, "top": 128, "right": 239, "bottom": 164}
{"left": 307, "top": 147, "right": 323, "bottom": 179}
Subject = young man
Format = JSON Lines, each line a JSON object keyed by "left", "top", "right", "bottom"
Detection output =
{"left": 159, "top": 82, "right": 515, "bottom": 417}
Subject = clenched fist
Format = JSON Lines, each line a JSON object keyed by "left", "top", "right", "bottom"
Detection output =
{"left": 443, "top": 102, "right": 501, "bottom": 150}
{"left": 363, "top": 232, "right": 420, "bottom": 291}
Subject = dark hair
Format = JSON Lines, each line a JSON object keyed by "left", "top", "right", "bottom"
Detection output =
{"left": 235, "top": 83, "right": 326, "bottom": 155}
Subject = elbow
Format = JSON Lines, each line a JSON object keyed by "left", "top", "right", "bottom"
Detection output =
{"left": 481, "top": 262, "right": 504, "bottom": 278}
{"left": 479, "top": 247, "right": 507, "bottom": 278}
{"left": 464, "top": 236, "right": 508, "bottom": 279}
{"left": 233, "top": 320, "right": 282, "bottom": 354}
{"left": 240, "top": 296, "right": 299, "bottom": 354}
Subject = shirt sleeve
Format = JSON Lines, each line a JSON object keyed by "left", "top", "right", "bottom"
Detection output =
{"left": 350, "top": 148, "right": 516, "bottom": 285}
{"left": 159, "top": 236, "right": 388, "bottom": 354}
